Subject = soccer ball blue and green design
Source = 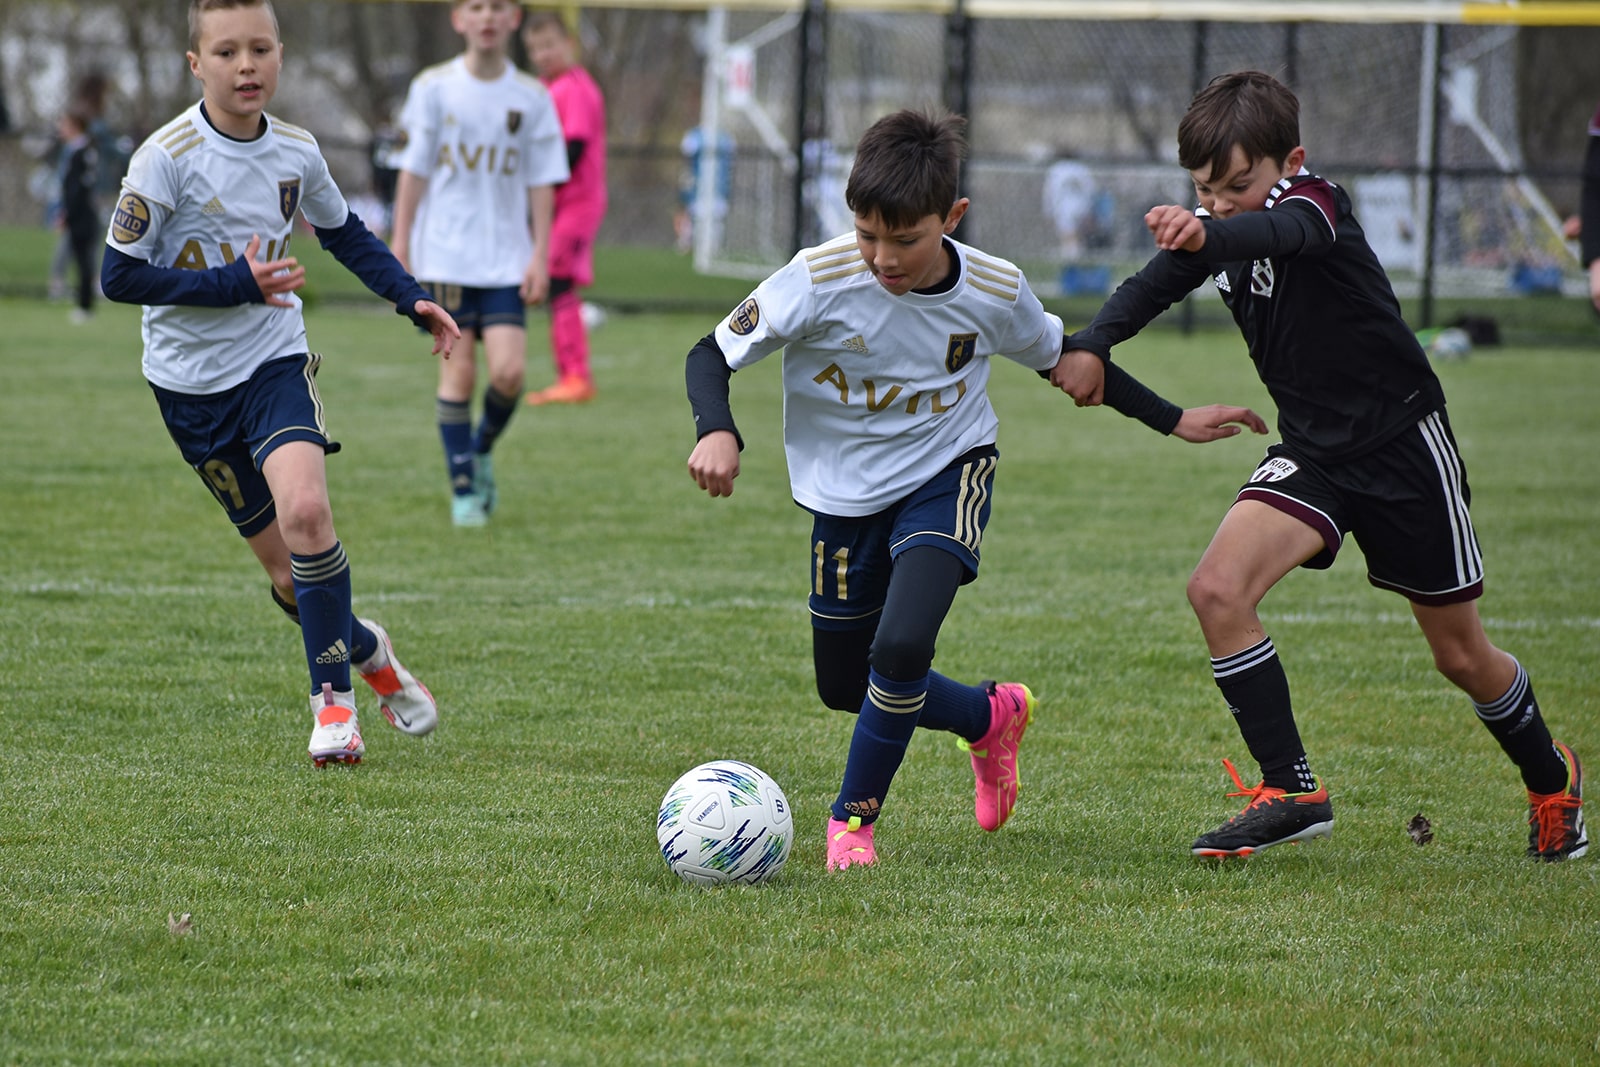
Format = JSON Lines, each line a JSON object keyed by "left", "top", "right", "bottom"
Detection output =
{"left": 657, "top": 760, "right": 793, "bottom": 886}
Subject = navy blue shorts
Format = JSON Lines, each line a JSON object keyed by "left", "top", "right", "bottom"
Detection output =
{"left": 1235, "top": 410, "right": 1484, "bottom": 605}
{"left": 416, "top": 281, "right": 525, "bottom": 333}
{"left": 150, "top": 354, "right": 335, "bottom": 539}
{"left": 807, "top": 446, "right": 998, "bottom": 631}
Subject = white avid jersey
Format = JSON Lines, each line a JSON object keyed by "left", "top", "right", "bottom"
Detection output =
{"left": 396, "top": 57, "right": 569, "bottom": 286}
{"left": 106, "top": 103, "right": 350, "bottom": 395}
{"left": 715, "top": 235, "right": 1063, "bottom": 516}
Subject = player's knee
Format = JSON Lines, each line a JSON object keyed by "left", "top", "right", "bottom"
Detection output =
{"left": 1186, "top": 565, "right": 1239, "bottom": 623}
{"left": 490, "top": 366, "right": 525, "bottom": 397}
{"left": 274, "top": 495, "right": 334, "bottom": 547}
{"left": 867, "top": 630, "right": 935, "bottom": 683}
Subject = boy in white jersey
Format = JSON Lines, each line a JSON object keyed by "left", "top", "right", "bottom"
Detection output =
{"left": 390, "top": 0, "right": 570, "bottom": 527}
{"left": 686, "top": 110, "right": 1263, "bottom": 870}
{"left": 102, "top": 0, "right": 460, "bottom": 767}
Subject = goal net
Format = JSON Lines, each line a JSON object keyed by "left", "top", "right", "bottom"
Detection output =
{"left": 690, "top": 2, "right": 1582, "bottom": 300}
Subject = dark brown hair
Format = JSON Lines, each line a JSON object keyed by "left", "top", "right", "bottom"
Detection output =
{"left": 1177, "top": 70, "right": 1300, "bottom": 182}
{"left": 845, "top": 109, "right": 966, "bottom": 230}
{"left": 188, "top": 0, "right": 278, "bottom": 53}
{"left": 523, "top": 10, "right": 570, "bottom": 36}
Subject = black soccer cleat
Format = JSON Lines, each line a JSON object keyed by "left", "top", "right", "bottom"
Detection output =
{"left": 1527, "top": 742, "right": 1587, "bottom": 862}
{"left": 1191, "top": 758, "right": 1333, "bottom": 858}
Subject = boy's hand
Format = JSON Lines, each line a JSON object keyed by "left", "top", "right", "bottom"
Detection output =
{"left": 688, "top": 430, "right": 740, "bottom": 498}
{"left": 1171, "top": 404, "right": 1269, "bottom": 443}
{"left": 1146, "top": 205, "right": 1206, "bottom": 253}
{"left": 1049, "top": 349, "right": 1105, "bottom": 406}
{"left": 412, "top": 299, "right": 461, "bottom": 358}
{"left": 520, "top": 259, "right": 549, "bottom": 306}
{"left": 246, "top": 233, "right": 305, "bottom": 307}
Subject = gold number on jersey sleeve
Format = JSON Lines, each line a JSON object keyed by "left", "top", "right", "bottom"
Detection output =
{"left": 199, "top": 459, "right": 245, "bottom": 509}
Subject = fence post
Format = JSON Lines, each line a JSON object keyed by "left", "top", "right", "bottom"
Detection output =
{"left": 1419, "top": 21, "right": 1445, "bottom": 330}
{"left": 944, "top": 0, "right": 974, "bottom": 243}
{"left": 792, "top": 0, "right": 828, "bottom": 254}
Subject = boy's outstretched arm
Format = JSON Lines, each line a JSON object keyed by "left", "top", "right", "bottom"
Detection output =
{"left": 1051, "top": 344, "right": 1267, "bottom": 444}
{"left": 409, "top": 298, "right": 460, "bottom": 358}
{"left": 685, "top": 333, "right": 745, "bottom": 498}
{"left": 312, "top": 210, "right": 459, "bottom": 355}
{"left": 1170, "top": 404, "right": 1268, "bottom": 442}
{"left": 101, "top": 233, "right": 292, "bottom": 308}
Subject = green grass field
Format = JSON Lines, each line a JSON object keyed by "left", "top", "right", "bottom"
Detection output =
{"left": 1, "top": 283, "right": 1596, "bottom": 1065}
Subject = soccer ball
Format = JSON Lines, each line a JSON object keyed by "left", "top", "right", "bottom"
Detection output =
{"left": 656, "top": 760, "right": 793, "bottom": 886}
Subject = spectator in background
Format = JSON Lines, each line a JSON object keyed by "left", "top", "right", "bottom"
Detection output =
{"left": 57, "top": 107, "right": 99, "bottom": 324}
{"left": 1043, "top": 148, "right": 1096, "bottom": 264}
{"left": 45, "top": 73, "right": 133, "bottom": 304}
{"left": 675, "top": 125, "right": 733, "bottom": 254}
{"left": 522, "top": 10, "right": 608, "bottom": 406}
{"left": 1043, "top": 147, "right": 1113, "bottom": 296}
{"left": 367, "top": 112, "right": 406, "bottom": 238}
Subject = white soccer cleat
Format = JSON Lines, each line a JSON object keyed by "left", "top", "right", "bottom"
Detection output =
{"left": 308, "top": 683, "right": 364, "bottom": 768}
{"left": 355, "top": 618, "right": 438, "bottom": 736}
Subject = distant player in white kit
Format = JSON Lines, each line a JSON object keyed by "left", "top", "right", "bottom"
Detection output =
{"left": 101, "top": 0, "right": 459, "bottom": 766}
{"left": 390, "top": 0, "right": 569, "bottom": 527}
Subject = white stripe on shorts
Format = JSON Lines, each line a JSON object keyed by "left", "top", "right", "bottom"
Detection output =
{"left": 1416, "top": 412, "right": 1482, "bottom": 589}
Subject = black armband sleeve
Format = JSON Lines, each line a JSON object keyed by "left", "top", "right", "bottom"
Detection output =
{"left": 1103, "top": 361, "right": 1183, "bottom": 435}
{"left": 566, "top": 138, "right": 586, "bottom": 173}
{"left": 685, "top": 333, "right": 744, "bottom": 450}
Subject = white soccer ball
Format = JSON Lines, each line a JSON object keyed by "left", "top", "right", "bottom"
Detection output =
{"left": 579, "top": 301, "right": 607, "bottom": 330}
{"left": 656, "top": 760, "right": 793, "bottom": 886}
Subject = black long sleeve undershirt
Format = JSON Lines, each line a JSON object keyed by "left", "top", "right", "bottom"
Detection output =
{"left": 685, "top": 334, "right": 744, "bottom": 450}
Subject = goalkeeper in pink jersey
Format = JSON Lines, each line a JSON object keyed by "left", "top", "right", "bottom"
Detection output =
{"left": 522, "top": 11, "right": 608, "bottom": 406}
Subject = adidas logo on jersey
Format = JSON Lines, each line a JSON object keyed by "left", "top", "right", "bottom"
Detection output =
{"left": 1213, "top": 271, "right": 1231, "bottom": 293}
{"left": 201, "top": 197, "right": 225, "bottom": 216}
{"left": 316, "top": 640, "right": 350, "bottom": 666}
{"left": 842, "top": 334, "right": 869, "bottom": 354}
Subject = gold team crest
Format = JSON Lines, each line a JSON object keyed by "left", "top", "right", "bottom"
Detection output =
{"left": 729, "top": 297, "right": 761, "bottom": 336}
{"left": 278, "top": 179, "right": 301, "bottom": 222}
{"left": 507, "top": 110, "right": 523, "bottom": 134}
{"left": 945, "top": 332, "right": 977, "bottom": 373}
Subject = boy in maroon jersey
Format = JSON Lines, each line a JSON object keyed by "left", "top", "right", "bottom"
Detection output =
{"left": 1051, "top": 71, "right": 1585, "bottom": 862}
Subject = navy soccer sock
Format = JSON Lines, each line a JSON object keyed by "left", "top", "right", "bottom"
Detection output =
{"left": 1212, "top": 637, "right": 1316, "bottom": 793}
{"left": 1474, "top": 659, "right": 1565, "bottom": 794}
{"left": 437, "top": 397, "right": 474, "bottom": 496}
{"left": 831, "top": 670, "right": 924, "bottom": 824}
{"left": 291, "top": 542, "right": 355, "bottom": 697}
{"left": 270, "top": 587, "right": 377, "bottom": 666}
{"left": 472, "top": 386, "right": 518, "bottom": 456}
{"left": 918, "top": 672, "right": 990, "bottom": 741}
